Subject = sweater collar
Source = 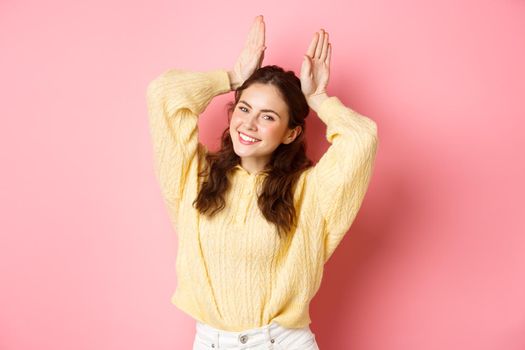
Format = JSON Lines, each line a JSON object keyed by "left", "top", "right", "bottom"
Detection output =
{"left": 233, "top": 164, "right": 268, "bottom": 178}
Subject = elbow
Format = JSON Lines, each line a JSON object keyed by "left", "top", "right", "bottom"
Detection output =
{"left": 146, "top": 78, "right": 160, "bottom": 99}
{"left": 364, "top": 120, "right": 379, "bottom": 152}
{"left": 146, "top": 69, "right": 174, "bottom": 98}
{"left": 362, "top": 123, "right": 379, "bottom": 157}
{"left": 358, "top": 118, "right": 378, "bottom": 144}
{"left": 365, "top": 118, "right": 378, "bottom": 138}
{"left": 146, "top": 83, "right": 157, "bottom": 106}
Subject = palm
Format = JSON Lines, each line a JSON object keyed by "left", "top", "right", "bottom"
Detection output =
{"left": 232, "top": 15, "right": 266, "bottom": 86}
{"left": 300, "top": 29, "right": 331, "bottom": 98}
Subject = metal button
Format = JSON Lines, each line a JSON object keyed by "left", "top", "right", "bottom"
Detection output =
{"left": 271, "top": 339, "right": 275, "bottom": 343}
{"left": 239, "top": 334, "right": 249, "bottom": 344}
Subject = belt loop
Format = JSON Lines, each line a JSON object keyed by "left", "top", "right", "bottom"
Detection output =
{"left": 267, "top": 322, "right": 275, "bottom": 344}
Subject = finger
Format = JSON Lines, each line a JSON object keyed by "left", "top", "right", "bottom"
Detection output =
{"left": 315, "top": 29, "right": 325, "bottom": 59}
{"left": 256, "top": 16, "right": 264, "bottom": 46}
{"left": 301, "top": 55, "right": 311, "bottom": 77}
{"left": 258, "top": 18, "right": 265, "bottom": 46}
{"left": 259, "top": 49, "right": 265, "bottom": 67}
{"left": 325, "top": 43, "right": 331, "bottom": 66}
{"left": 306, "top": 32, "right": 318, "bottom": 58}
{"left": 247, "top": 17, "right": 259, "bottom": 47}
{"left": 300, "top": 55, "right": 308, "bottom": 78}
{"left": 320, "top": 32, "right": 329, "bottom": 61}
{"left": 245, "top": 27, "right": 254, "bottom": 47}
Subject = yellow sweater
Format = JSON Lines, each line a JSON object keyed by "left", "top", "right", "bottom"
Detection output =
{"left": 146, "top": 68, "right": 379, "bottom": 332}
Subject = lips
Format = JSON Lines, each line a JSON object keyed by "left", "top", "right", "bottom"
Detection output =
{"left": 239, "top": 131, "right": 261, "bottom": 141}
{"left": 238, "top": 131, "right": 261, "bottom": 144}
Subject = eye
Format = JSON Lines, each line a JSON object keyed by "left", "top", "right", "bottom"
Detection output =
{"left": 238, "top": 106, "right": 275, "bottom": 121}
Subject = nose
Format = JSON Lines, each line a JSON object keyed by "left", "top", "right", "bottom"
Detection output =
{"left": 244, "top": 113, "right": 258, "bottom": 130}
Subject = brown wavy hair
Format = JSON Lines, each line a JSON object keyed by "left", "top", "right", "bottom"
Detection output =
{"left": 192, "top": 65, "right": 313, "bottom": 239}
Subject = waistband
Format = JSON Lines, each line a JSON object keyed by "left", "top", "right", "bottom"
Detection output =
{"left": 195, "top": 321, "right": 295, "bottom": 348}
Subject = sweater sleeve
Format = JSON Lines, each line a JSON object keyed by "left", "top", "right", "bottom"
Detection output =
{"left": 309, "top": 96, "right": 379, "bottom": 264}
{"left": 146, "top": 68, "right": 231, "bottom": 209}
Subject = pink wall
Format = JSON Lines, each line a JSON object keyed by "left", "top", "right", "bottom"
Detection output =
{"left": 1, "top": 0, "right": 524, "bottom": 349}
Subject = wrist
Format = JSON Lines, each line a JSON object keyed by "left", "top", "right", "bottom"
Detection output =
{"left": 307, "top": 92, "right": 329, "bottom": 112}
{"left": 227, "top": 70, "right": 242, "bottom": 90}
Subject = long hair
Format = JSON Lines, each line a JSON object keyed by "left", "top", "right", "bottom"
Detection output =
{"left": 192, "top": 65, "right": 313, "bottom": 239}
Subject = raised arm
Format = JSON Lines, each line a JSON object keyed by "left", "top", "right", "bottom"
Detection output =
{"left": 145, "top": 15, "right": 267, "bottom": 213}
{"left": 310, "top": 96, "right": 378, "bottom": 264}
{"left": 301, "top": 29, "right": 379, "bottom": 263}
{"left": 146, "top": 68, "right": 231, "bottom": 209}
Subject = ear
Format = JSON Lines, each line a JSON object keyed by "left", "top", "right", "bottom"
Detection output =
{"left": 283, "top": 126, "right": 302, "bottom": 144}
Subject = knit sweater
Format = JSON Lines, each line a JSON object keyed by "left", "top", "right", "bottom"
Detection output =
{"left": 146, "top": 68, "right": 379, "bottom": 332}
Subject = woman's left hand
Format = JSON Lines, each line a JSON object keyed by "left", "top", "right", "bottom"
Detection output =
{"left": 300, "top": 29, "right": 331, "bottom": 110}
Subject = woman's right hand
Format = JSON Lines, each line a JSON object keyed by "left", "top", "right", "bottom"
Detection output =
{"left": 229, "top": 15, "right": 266, "bottom": 90}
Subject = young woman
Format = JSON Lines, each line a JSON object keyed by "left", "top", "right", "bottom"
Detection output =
{"left": 146, "top": 15, "right": 378, "bottom": 350}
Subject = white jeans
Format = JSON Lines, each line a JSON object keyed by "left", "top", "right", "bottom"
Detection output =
{"left": 192, "top": 320, "right": 320, "bottom": 350}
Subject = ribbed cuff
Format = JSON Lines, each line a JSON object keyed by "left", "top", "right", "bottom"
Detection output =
{"left": 205, "top": 69, "right": 233, "bottom": 95}
{"left": 317, "top": 96, "right": 346, "bottom": 126}
{"left": 317, "top": 96, "right": 378, "bottom": 141}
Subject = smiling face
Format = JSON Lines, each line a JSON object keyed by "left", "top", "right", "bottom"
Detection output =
{"left": 229, "top": 83, "right": 302, "bottom": 174}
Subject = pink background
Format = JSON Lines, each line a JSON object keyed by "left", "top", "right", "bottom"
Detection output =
{"left": 1, "top": 0, "right": 524, "bottom": 349}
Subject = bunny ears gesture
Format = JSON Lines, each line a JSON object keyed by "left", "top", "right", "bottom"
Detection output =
{"left": 230, "top": 16, "right": 332, "bottom": 107}
{"left": 300, "top": 28, "right": 332, "bottom": 100}
{"left": 230, "top": 15, "right": 267, "bottom": 90}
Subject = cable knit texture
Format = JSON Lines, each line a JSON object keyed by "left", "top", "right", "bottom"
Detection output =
{"left": 146, "top": 68, "right": 379, "bottom": 332}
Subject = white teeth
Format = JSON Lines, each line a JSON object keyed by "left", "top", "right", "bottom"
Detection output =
{"left": 240, "top": 132, "right": 259, "bottom": 142}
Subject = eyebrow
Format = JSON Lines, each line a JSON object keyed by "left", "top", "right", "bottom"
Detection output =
{"left": 239, "top": 100, "right": 281, "bottom": 119}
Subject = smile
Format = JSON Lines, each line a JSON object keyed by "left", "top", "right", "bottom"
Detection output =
{"left": 238, "top": 132, "right": 261, "bottom": 144}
